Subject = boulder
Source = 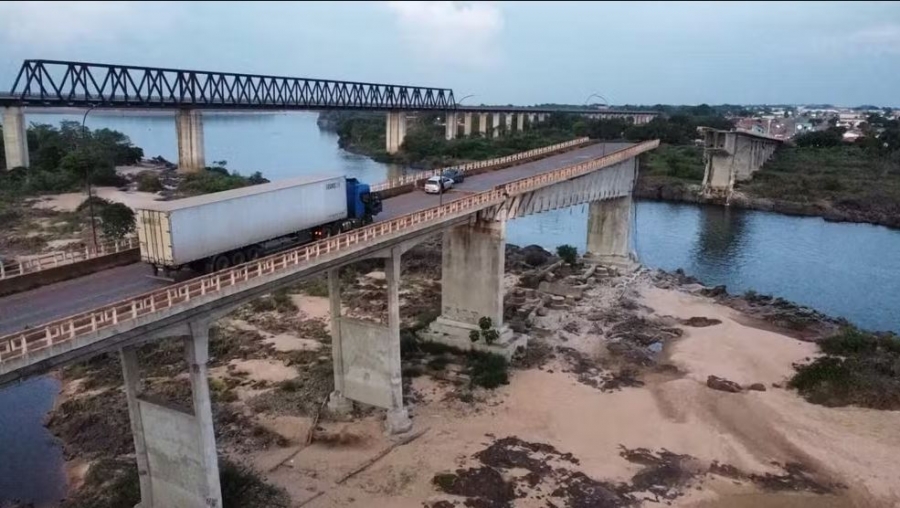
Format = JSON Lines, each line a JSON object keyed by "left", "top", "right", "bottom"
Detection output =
{"left": 747, "top": 383, "right": 767, "bottom": 392}
{"left": 538, "top": 281, "right": 584, "bottom": 300}
{"left": 707, "top": 375, "right": 742, "bottom": 393}
{"left": 701, "top": 285, "right": 728, "bottom": 298}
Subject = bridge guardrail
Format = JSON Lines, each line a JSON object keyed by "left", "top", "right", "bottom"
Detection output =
{"left": 0, "top": 237, "right": 138, "bottom": 281}
{"left": 0, "top": 140, "right": 658, "bottom": 368}
{"left": 369, "top": 137, "right": 590, "bottom": 192}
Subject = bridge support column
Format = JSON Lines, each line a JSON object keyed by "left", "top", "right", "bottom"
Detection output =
{"left": 505, "top": 113, "right": 513, "bottom": 133}
{"left": 3, "top": 107, "right": 29, "bottom": 169}
{"left": 463, "top": 112, "right": 473, "bottom": 137}
{"left": 119, "top": 322, "right": 222, "bottom": 508}
{"left": 385, "top": 111, "right": 407, "bottom": 154}
{"left": 176, "top": 109, "right": 205, "bottom": 173}
{"left": 586, "top": 196, "right": 634, "bottom": 268}
{"left": 445, "top": 111, "right": 457, "bottom": 140}
{"left": 478, "top": 113, "right": 488, "bottom": 137}
{"left": 492, "top": 113, "right": 501, "bottom": 138}
{"left": 516, "top": 113, "right": 525, "bottom": 132}
{"left": 326, "top": 252, "right": 411, "bottom": 434}
{"left": 422, "top": 218, "right": 520, "bottom": 358}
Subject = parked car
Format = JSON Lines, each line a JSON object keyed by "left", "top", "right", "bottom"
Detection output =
{"left": 424, "top": 175, "right": 454, "bottom": 194}
{"left": 442, "top": 168, "right": 465, "bottom": 183}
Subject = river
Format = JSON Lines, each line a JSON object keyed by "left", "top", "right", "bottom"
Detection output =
{"left": 1, "top": 112, "right": 899, "bottom": 505}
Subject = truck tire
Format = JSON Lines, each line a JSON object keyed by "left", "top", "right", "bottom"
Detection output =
{"left": 212, "top": 254, "right": 230, "bottom": 272}
{"left": 245, "top": 245, "right": 262, "bottom": 261}
{"left": 230, "top": 250, "right": 246, "bottom": 266}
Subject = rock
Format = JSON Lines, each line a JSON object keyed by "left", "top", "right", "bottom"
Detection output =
{"left": 747, "top": 383, "right": 767, "bottom": 392}
{"left": 538, "top": 281, "right": 584, "bottom": 300}
{"left": 707, "top": 375, "right": 742, "bottom": 393}
{"left": 536, "top": 307, "right": 549, "bottom": 317}
{"left": 680, "top": 316, "right": 723, "bottom": 327}
{"left": 587, "top": 276, "right": 597, "bottom": 285}
{"left": 701, "top": 285, "right": 728, "bottom": 298}
{"left": 771, "top": 382, "right": 782, "bottom": 389}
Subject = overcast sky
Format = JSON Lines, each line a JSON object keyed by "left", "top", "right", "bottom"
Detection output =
{"left": 1, "top": 1, "right": 898, "bottom": 107}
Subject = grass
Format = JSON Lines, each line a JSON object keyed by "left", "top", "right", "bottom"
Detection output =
{"left": 642, "top": 144, "right": 705, "bottom": 181}
{"left": 467, "top": 351, "right": 510, "bottom": 389}
{"left": 789, "top": 327, "right": 900, "bottom": 410}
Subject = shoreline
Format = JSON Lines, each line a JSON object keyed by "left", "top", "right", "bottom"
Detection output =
{"left": 635, "top": 178, "right": 900, "bottom": 230}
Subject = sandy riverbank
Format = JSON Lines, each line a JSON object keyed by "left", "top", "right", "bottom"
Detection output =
{"left": 39, "top": 243, "right": 900, "bottom": 507}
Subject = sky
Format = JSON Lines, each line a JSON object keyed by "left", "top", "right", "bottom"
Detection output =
{"left": 0, "top": 1, "right": 898, "bottom": 107}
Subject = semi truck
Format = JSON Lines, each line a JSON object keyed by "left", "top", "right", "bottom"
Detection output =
{"left": 135, "top": 175, "right": 382, "bottom": 276}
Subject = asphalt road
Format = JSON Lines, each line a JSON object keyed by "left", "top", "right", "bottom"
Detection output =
{"left": 0, "top": 142, "right": 629, "bottom": 335}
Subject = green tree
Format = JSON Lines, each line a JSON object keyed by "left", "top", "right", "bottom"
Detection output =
{"left": 99, "top": 202, "right": 135, "bottom": 240}
{"left": 556, "top": 244, "right": 578, "bottom": 265}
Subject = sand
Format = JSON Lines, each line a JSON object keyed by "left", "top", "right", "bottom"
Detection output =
{"left": 255, "top": 278, "right": 900, "bottom": 508}
{"left": 30, "top": 186, "right": 163, "bottom": 212}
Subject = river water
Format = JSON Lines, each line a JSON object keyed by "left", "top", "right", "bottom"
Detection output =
{"left": 1, "top": 112, "right": 899, "bottom": 505}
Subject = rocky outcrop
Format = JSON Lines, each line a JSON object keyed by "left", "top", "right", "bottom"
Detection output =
{"left": 707, "top": 375, "right": 742, "bottom": 393}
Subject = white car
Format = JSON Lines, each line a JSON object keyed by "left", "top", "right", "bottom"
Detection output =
{"left": 424, "top": 175, "right": 454, "bottom": 194}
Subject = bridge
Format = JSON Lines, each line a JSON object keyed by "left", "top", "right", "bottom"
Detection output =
{"left": 701, "top": 127, "right": 782, "bottom": 200}
{"left": 1, "top": 59, "right": 660, "bottom": 169}
{"left": 0, "top": 139, "right": 658, "bottom": 508}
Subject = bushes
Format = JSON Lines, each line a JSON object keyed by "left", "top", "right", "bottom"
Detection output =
{"left": 790, "top": 328, "right": 900, "bottom": 409}
{"left": 556, "top": 244, "right": 578, "bottom": 265}
{"left": 137, "top": 171, "right": 164, "bottom": 192}
{"left": 99, "top": 202, "right": 136, "bottom": 240}
{"left": 468, "top": 351, "right": 509, "bottom": 389}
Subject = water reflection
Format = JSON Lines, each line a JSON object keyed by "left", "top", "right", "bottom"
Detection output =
{"left": 690, "top": 205, "right": 749, "bottom": 282}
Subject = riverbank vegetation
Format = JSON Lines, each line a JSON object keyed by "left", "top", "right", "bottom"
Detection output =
{"left": 790, "top": 327, "right": 900, "bottom": 410}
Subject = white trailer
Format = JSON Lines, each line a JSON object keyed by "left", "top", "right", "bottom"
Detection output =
{"left": 136, "top": 174, "right": 350, "bottom": 274}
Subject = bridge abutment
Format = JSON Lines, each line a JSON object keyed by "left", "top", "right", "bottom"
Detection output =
{"left": 120, "top": 321, "right": 222, "bottom": 508}
{"left": 176, "top": 109, "right": 205, "bottom": 173}
{"left": 2, "top": 106, "right": 29, "bottom": 170}
{"left": 385, "top": 111, "right": 407, "bottom": 154}
{"left": 586, "top": 196, "right": 635, "bottom": 268}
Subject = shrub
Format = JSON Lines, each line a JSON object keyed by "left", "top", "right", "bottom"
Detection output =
{"left": 468, "top": 351, "right": 509, "bottom": 389}
{"left": 272, "top": 288, "right": 298, "bottom": 313}
{"left": 136, "top": 171, "right": 164, "bottom": 192}
{"left": 819, "top": 328, "right": 878, "bottom": 356}
{"left": 556, "top": 244, "right": 578, "bottom": 265}
{"left": 220, "top": 459, "right": 290, "bottom": 508}
{"left": 77, "top": 196, "right": 113, "bottom": 213}
{"left": 99, "top": 202, "right": 135, "bottom": 240}
{"left": 279, "top": 379, "right": 301, "bottom": 392}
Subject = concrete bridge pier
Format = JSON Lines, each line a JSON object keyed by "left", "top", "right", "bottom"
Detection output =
{"left": 505, "top": 113, "right": 513, "bottom": 134}
{"left": 121, "top": 321, "right": 222, "bottom": 508}
{"left": 445, "top": 111, "right": 457, "bottom": 140}
{"left": 326, "top": 248, "right": 411, "bottom": 434}
{"left": 3, "top": 106, "right": 30, "bottom": 169}
{"left": 492, "top": 113, "right": 501, "bottom": 138}
{"left": 586, "top": 196, "right": 635, "bottom": 268}
{"left": 516, "top": 113, "right": 525, "bottom": 132}
{"left": 478, "top": 113, "right": 488, "bottom": 137}
{"left": 422, "top": 218, "right": 521, "bottom": 357}
{"left": 385, "top": 111, "right": 407, "bottom": 154}
{"left": 463, "top": 112, "right": 473, "bottom": 137}
{"left": 176, "top": 109, "right": 205, "bottom": 173}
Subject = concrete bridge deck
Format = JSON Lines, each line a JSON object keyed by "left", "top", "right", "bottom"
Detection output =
{"left": 0, "top": 142, "right": 628, "bottom": 337}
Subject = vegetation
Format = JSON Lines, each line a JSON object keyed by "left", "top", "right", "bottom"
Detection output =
{"left": 136, "top": 171, "right": 164, "bottom": 192}
{"left": 177, "top": 163, "right": 269, "bottom": 197}
{"left": 469, "top": 316, "right": 501, "bottom": 345}
{"left": 98, "top": 202, "right": 136, "bottom": 240}
{"left": 556, "top": 244, "right": 578, "bottom": 265}
{"left": 642, "top": 144, "right": 705, "bottom": 181}
{"left": 467, "top": 351, "right": 510, "bottom": 389}
{"left": 789, "top": 328, "right": 900, "bottom": 410}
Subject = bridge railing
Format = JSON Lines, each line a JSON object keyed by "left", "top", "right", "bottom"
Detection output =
{"left": 0, "top": 237, "right": 138, "bottom": 280}
{"left": 370, "top": 137, "right": 590, "bottom": 192}
{"left": 0, "top": 140, "right": 658, "bottom": 368}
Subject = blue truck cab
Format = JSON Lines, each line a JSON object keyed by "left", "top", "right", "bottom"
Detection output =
{"left": 345, "top": 177, "right": 383, "bottom": 224}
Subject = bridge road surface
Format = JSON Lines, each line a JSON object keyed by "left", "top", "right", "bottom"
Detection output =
{"left": 0, "top": 142, "right": 630, "bottom": 336}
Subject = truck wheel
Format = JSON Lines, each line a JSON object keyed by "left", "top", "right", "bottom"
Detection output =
{"left": 230, "top": 251, "right": 246, "bottom": 266}
{"left": 245, "top": 246, "right": 262, "bottom": 261}
{"left": 212, "top": 254, "right": 230, "bottom": 272}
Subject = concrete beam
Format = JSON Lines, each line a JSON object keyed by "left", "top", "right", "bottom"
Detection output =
{"left": 445, "top": 111, "right": 457, "bottom": 140}
{"left": 463, "top": 112, "right": 473, "bottom": 137}
{"left": 385, "top": 111, "right": 407, "bottom": 154}
{"left": 3, "top": 107, "right": 29, "bottom": 169}
{"left": 586, "top": 196, "right": 634, "bottom": 267}
{"left": 176, "top": 109, "right": 205, "bottom": 173}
